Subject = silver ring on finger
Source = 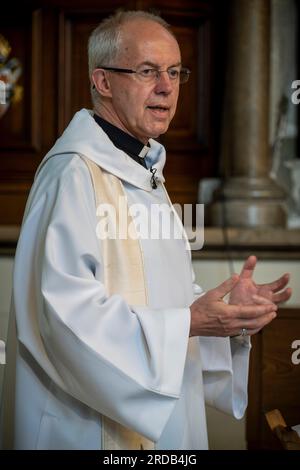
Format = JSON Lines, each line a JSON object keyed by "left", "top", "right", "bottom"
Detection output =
{"left": 240, "top": 328, "right": 248, "bottom": 337}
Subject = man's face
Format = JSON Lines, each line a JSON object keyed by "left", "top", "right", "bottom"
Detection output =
{"left": 100, "top": 20, "right": 181, "bottom": 143}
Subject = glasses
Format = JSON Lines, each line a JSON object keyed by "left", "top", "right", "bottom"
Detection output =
{"left": 96, "top": 65, "right": 191, "bottom": 84}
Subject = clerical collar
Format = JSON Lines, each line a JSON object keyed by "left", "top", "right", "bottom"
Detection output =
{"left": 93, "top": 114, "right": 150, "bottom": 169}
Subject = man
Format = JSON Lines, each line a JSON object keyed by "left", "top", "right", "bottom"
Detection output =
{"left": 1, "top": 10, "right": 291, "bottom": 450}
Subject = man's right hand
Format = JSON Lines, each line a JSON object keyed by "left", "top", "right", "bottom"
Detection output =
{"left": 189, "top": 275, "right": 277, "bottom": 337}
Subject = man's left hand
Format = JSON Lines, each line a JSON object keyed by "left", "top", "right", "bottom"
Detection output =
{"left": 229, "top": 255, "right": 292, "bottom": 306}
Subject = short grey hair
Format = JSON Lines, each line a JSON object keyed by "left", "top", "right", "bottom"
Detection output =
{"left": 88, "top": 10, "right": 175, "bottom": 105}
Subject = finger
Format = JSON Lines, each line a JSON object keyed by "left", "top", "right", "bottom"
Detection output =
{"left": 260, "top": 273, "right": 290, "bottom": 293}
{"left": 239, "top": 255, "right": 257, "bottom": 280}
{"left": 243, "top": 311, "right": 277, "bottom": 332}
{"left": 231, "top": 303, "right": 277, "bottom": 319}
{"left": 231, "top": 310, "right": 277, "bottom": 337}
{"left": 252, "top": 294, "right": 274, "bottom": 304}
{"left": 232, "top": 327, "right": 258, "bottom": 337}
{"left": 210, "top": 274, "right": 240, "bottom": 299}
{"left": 272, "top": 287, "right": 292, "bottom": 304}
{"left": 234, "top": 326, "right": 265, "bottom": 337}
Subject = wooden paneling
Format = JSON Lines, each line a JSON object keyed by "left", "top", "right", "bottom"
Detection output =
{"left": 0, "top": 10, "right": 42, "bottom": 155}
{"left": 58, "top": 5, "right": 128, "bottom": 131}
{"left": 0, "top": 7, "right": 44, "bottom": 222}
{"left": 0, "top": 0, "right": 226, "bottom": 223}
{"left": 247, "top": 308, "right": 300, "bottom": 449}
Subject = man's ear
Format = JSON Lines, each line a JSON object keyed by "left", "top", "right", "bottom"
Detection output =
{"left": 91, "top": 69, "right": 112, "bottom": 98}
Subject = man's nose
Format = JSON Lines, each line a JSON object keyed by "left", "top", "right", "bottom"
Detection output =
{"left": 154, "top": 71, "right": 173, "bottom": 94}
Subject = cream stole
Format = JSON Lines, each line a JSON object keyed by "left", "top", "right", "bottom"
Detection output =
{"left": 82, "top": 157, "right": 154, "bottom": 450}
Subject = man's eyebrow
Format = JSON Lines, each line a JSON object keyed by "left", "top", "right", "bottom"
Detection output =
{"left": 137, "top": 61, "right": 182, "bottom": 68}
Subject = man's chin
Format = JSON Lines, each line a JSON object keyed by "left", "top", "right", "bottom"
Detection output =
{"left": 148, "top": 125, "right": 170, "bottom": 139}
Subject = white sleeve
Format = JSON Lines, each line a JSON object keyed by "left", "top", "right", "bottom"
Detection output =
{"left": 199, "top": 335, "right": 251, "bottom": 418}
{"left": 193, "top": 282, "right": 205, "bottom": 300}
{"left": 15, "top": 156, "right": 190, "bottom": 442}
{"left": 190, "top": 263, "right": 205, "bottom": 300}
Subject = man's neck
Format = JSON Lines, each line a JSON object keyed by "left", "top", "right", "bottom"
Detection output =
{"left": 93, "top": 113, "right": 150, "bottom": 170}
{"left": 94, "top": 105, "right": 148, "bottom": 145}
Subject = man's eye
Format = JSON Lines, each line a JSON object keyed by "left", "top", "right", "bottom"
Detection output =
{"left": 140, "top": 68, "right": 155, "bottom": 77}
{"left": 168, "top": 69, "right": 179, "bottom": 79}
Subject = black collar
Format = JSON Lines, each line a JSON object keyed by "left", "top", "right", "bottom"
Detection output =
{"left": 93, "top": 114, "right": 149, "bottom": 169}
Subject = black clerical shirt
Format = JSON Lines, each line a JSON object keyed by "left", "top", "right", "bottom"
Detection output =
{"left": 93, "top": 114, "right": 149, "bottom": 169}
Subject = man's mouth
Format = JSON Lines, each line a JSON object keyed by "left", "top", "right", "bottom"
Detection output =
{"left": 146, "top": 105, "right": 170, "bottom": 114}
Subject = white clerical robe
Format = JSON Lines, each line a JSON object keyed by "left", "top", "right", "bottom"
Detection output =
{"left": 1, "top": 109, "right": 250, "bottom": 450}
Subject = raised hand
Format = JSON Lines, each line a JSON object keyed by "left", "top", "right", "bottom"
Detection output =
{"left": 189, "top": 275, "right": 277, "bottom": 337}
{"left": 229, "top": 256, "right": 292, "bottom": 306}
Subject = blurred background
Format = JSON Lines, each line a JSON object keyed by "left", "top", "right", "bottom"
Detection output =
{"left": 0, "top": 0, "right": 299, "bottom": 449}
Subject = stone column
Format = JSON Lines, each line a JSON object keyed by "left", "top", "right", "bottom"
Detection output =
{"left": 210, "top": 0, "right": 286, "bottom": 227}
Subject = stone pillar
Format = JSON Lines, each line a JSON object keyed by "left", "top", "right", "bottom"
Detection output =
{"left": 210, "top": 0, "right": 286, "bottom": 227}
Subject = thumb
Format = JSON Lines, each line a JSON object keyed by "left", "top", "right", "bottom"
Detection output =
{"left": 211, "top": 274, "right": 239, "bottom": 300}
{"left": 239, "top": 255, "right": 257, "bottom": 280}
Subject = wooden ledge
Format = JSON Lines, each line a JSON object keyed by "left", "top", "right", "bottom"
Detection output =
{"left": 190, "top": 227, "right": 300, "bottom": 260}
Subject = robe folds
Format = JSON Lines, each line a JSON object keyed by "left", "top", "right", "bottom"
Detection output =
{"left": 1, "top": 109, "right": 250, "bottom": 450}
